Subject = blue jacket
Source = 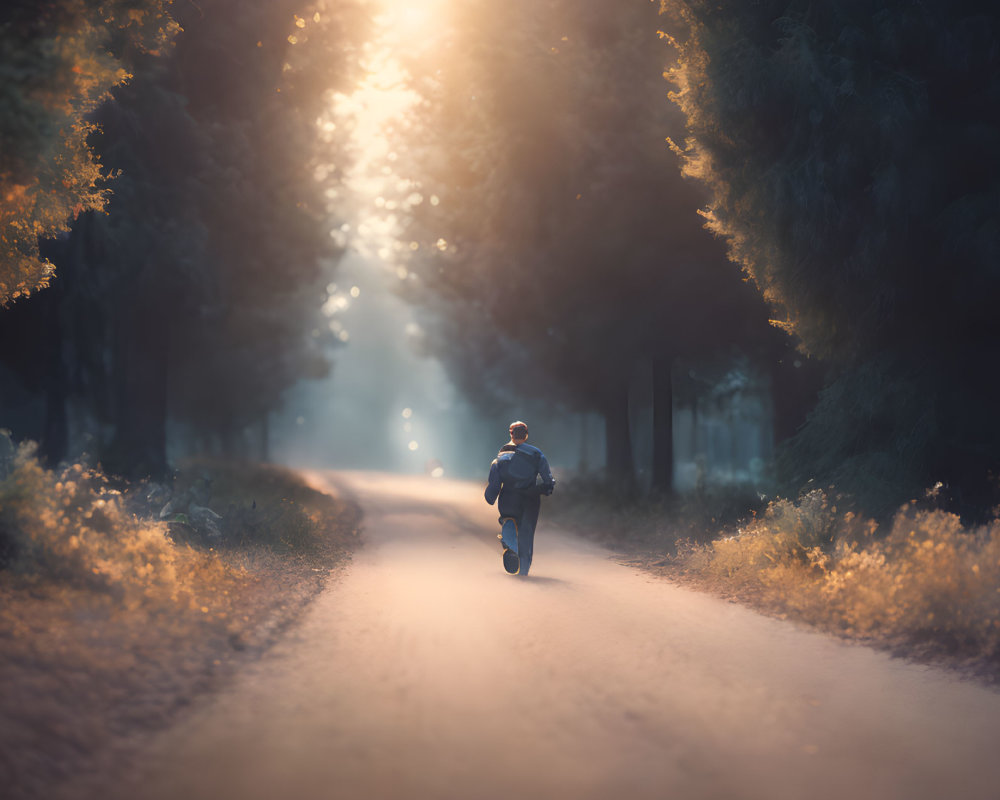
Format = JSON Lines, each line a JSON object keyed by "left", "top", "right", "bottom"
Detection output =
{"left": 485, "top": 443, "right": 555, "bottom": 518}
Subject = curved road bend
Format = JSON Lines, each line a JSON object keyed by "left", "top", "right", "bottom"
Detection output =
{"left": 91, "top": 471, "right": 1000, "bottom": 800}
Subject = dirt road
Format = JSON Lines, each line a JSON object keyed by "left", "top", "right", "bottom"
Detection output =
{"left": 94, "top": 472, "right": 1000, "bottom": 800}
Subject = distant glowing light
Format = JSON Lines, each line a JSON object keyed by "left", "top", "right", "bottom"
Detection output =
{"left": 396, "top": 266, "right": 408, "bottom": 279}
{"left": 408, "top": 440, "right": 419, "bottom": 451}
{"left": 430, "top": 195, "right": 440, "bottom": 206}
{"left": 338, "top": 330, "right": 350, "bottom": 342}
{"left": 325, "top": 0, "right": 450, "bottom": 262}
{"left": 296, "top": 416, "right": 305, "bottom": 425}
{"left": 350, "top": 286, "right": 361, "bottom": 298}
{"left": 435, "top": 238, "right": 448, "bottom": 251}
{"left": 401, "top": 407, "right": 413, "bottom": 419}
{"left": 409, "top": 241, "right": 420, "bottom": 250}
{"left": 322, "top": 294, "right": 348, "bottom": 316}
{"left": 430, "top": 466, "right": 445, "bottom": 478}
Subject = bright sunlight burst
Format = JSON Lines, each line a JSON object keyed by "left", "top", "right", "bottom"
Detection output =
{"left": 327, "top": 0, "right": 450, "bottom": 263}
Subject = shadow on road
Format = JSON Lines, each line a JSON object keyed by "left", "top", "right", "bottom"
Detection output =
{"left": 513, "top": 576, "right": 568, "bottom": 587}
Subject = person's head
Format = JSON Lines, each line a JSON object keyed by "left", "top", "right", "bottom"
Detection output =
{"left": 509, "top": 420, "right": 529, "bottom": 444}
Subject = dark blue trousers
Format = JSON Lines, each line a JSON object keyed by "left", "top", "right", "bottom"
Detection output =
{"left": 515, "top": 494, "right": 541, "bottom": 575}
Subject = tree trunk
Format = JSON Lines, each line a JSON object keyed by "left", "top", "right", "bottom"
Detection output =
{"left": 578, "top": 413, "right": 589, "bottom": 474}
{"left": 651, "top": 357, "right": 674, "bottom": 495}
{"left": 106, "top": 293, "right": 169, "bottom": 479}
{"left": 603, "top": 381, "right": 635, "bottom": 487}
{"left": 37, "top": 281, "right": 68, "bottom": 467}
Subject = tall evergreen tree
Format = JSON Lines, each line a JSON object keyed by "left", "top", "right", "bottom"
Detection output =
{"left": 0, "top": 0, "right": 367, "bottom": 477}
{"left": 668, "top": 1, "right": 1000, "bottom": 513}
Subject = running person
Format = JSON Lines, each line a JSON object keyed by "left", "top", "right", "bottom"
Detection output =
{"left": 484, "top": 421, "right": 555, "bottom": 576}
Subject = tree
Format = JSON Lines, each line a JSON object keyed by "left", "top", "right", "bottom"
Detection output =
{"left": 668, "top": 1, "right": 1000, "bottom": 514}
{"left": 0, "top": 0, "right": 178, "bottom": 305}
{"left": 391, "top": 0, "right": 777, "bottom": 488}
{"left": 163, "top": 0, "right": 364, "bottom": 457}
{"left": 0, "top": 0, "right": 367, "bottom": 477}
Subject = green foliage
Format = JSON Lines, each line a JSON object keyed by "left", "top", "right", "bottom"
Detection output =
{"left": 0, "top": 0, "right": 368, "bottom": 475}
{"left": 667, "top": 1, "right": 1000, "bottom": 513}
{"left": 171, "top": 459, "right": 355, "bottom": 554}
{"left": 0, "top": 0, "right": 179, "bottom": 305}
{"left": 669, "top": 1, "right": 1000, "bottom": 362}
{"left": 775, "top": 355, "right": 938, "bottom": 516}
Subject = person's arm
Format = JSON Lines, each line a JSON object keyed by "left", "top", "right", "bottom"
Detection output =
{"left": 484, "top": 459, "right": 502, "bottom": 505}
{"left": 538, "top": 453, "right": 555, "bottom": 495}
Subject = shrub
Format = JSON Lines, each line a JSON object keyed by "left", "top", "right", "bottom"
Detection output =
{"left": 0, "top": 444, "right": 190, "bottom": 605}
{"left": 677, "top": 490, "right": 1000, "bottom": 662}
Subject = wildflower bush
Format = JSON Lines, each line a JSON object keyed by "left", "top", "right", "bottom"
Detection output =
{"left": 676, "top": 490, "right": 1000, "bottom": 664}
{"left": 0, "top": 443, "right": 191, "bottom": 605}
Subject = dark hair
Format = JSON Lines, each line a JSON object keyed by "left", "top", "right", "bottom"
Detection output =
{"left": 510, "top": 423, "right": 528, "bottom": 439}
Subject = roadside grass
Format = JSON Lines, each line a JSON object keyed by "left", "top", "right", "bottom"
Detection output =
{"left": 0, "top": 446, "right": 361, "bottom": 800}
{"left": 546, "top": 476, "right": 765, "bottom": 557}
{"left": 549, "top": 479, "right": 1000, "bottom": 682}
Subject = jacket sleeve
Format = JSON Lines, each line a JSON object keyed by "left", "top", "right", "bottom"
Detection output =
{"left": 484, "top": 459, "right": 502, "bottom": 505}
{"left": 538, "top": 454, "right": 555, "bottom": 495}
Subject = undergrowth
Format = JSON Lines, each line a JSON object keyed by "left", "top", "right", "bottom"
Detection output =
{"left": 0, "top": 444, "right": 206, "bottom": 607}
{"left": 0, "top": 445, "right": 360, "bottom": 800}
{"left": 546, "top": 474, "right": 765, "bottom": 553}
{"left": 167, "top": 456, "right": 346, "bottom": 554}
{"left": 676, "top": 490, "right": 1000, "bottom": 664}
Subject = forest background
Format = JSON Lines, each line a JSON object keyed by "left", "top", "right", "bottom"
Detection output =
{"left": 2, "top": 0, "right": 1000, "bottom": 736}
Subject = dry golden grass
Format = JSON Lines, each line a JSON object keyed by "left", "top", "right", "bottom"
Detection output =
{"left": 675, "top": 491, "right": 1000, "bottom": 667}
{"left": 0, "top": 449, "right": 361, "bottom": 800}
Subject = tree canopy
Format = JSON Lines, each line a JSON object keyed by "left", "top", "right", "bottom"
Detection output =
{"left": 0, "top": 0, "right": 367, "bottom": 477}
{"left": 668, "top": 0, "right": 1000, "bottom": 513}
{"left": 391, "top": 0, "right": 778, "bottom": 484}
{"left": 0, "top": 0, "right": 178, "bottom": 305}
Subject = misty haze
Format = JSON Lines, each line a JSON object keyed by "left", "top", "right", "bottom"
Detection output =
{"left": 3, "top": 2, "right": 1000, "bottom": 799}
